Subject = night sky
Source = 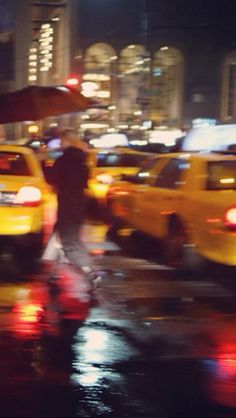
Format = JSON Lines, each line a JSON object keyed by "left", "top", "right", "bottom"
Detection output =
{"left": 78, "top": 0, "right": 236, "bottom": 49}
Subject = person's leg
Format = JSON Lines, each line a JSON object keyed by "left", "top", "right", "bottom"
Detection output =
{"left": 58, "top": 223, "right": 92, "bottom": 268}
{"left": 58, "top": 223, "right": 101, "bottom": 289}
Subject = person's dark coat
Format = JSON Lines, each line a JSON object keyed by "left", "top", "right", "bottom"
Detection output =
{"left": 49, "top": 146, "right": 89, "bottom": 226}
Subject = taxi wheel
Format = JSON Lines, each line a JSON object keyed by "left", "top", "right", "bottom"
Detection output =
{"left": 164, "top": 217, "right": 204, "bottom": 274}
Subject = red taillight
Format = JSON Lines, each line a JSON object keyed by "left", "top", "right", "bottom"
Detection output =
{"left": 224, "top": 206, "right": 236, "bottom": 228}
{"left": 14, "top": 186, "right": 42, "bottom": 207}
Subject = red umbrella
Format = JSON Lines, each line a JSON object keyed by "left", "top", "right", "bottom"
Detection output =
{"left": 0, "top": 85, "right": 91, "bottom": 123}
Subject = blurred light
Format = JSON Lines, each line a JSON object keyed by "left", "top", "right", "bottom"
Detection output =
{"left": 15, "top": 186, "right": 42, "bottom": 206}
{"left": 138, "top": 171, "right": 150, "bottom": 177}
{"left": 90, "top": 133, "right": 128, "bottom": 148}
{"left": 117, "top": 124, "right": 129, "bottom": 129}
{"left": 28, "top": 125, "right": 39, "bottom": 134}
{"left": 81, "top": 81, "right": 98, "bottom": 97}
{"left": 160, "top": 46, "right": 169, "bottom": 51}
{"left": 39, "top": 22, "right": 54, "bottom": 72}
{"left": 224, "top": 206, "right": 236, "bottom": 227}
{"left": 130, "top": 125, "right": 141, "bottom": 129}
{"left": 192, "top": 118, "right": 217, "bottom": 128}
{"left": 83, "top": 73, "right": 110, "bottom": 81}
{"left": 220, "top": 178, "right": 235, "bottom": 184}
{"left": 96, "top": 173, "right": 114, "bottom": 184}
{"left": 129, "top": 140, "right": 148, "bottom": 146}
{"left": 148, "top": 128, "right": 182, "bottom": 146}
{"left": 14, "top": 302, "right": 43, "bottom": 323}
{"left": 41, "top": 23, "right": 50, "bottom": 29}
{"left": 97, "top": 90, "right": 110, "bottom": 98}
{"left": 182, "top": 124, "right": 236, "bottom": 151}
{"left": 66, "top": 75, "right": 80, "bottom": 87}
{"left": 81, "top": 123, "right": 109, "bottom": 129}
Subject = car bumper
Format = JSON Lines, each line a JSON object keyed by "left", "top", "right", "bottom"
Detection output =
{"left": 0, "top": 206, "right": 43, "bottom": 236}
{"left": 199, "top": 231, "right": 236, "bottom": 266}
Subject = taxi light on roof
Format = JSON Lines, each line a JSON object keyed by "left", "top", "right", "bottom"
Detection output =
{"left": 224, "top": 206, "right": 236, "bottom": 228}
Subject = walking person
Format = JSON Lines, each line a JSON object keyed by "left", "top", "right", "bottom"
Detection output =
{"left": 42, "top": 127, "right": 101, "bottom": 290}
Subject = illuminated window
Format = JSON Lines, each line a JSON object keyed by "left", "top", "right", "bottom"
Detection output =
{"left": 152, "top": 47, "right": 183, "bottom": 126}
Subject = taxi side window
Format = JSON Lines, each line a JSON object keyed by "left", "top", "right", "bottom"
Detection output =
{"left": 154, "top": 158, "right": 190, "bottom": 189}
{"left": 135, "top": 157, "right": 160, "bottom": 184}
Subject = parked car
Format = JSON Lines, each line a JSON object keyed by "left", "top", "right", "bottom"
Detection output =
{"left": 108, "top": 151, "right": 236, "bottom": 271}
{"left": 0, "top": 144, "right": 56, "bottom": 268}
{"left": 86, "top": 147, "right": 154, "bottom": 208}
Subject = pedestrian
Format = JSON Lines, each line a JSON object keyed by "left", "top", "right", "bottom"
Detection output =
{"left": 42, "top": 127, "right": 101, "bottom": 290}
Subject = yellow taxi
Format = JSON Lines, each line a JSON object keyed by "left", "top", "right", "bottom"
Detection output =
{"left": 108, "top": 151, "right": 236, "bottom": 270}
{"left": 86, "top": 147, "right": 153, "bottom": 207}
{"left": 0, "top": 144, "right": 56, "bottom": 261}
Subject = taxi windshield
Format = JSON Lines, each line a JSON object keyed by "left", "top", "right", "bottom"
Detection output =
{"left": 207, "top": 161, "right": 236, "bottom": 190}
{"left": 96, "top": 152, "right": 146, "bottom": 167}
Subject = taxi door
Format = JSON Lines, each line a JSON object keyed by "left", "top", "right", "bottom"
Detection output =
{"left": 136, "top": 157, "right": 191, "bottom": 239}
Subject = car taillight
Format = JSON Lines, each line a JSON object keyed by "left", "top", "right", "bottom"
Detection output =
{"left": 14, "top": 186, "right": 42, "bottom": 207}
{"left": 224, "top": 206, "right": 236, "bottom": 228}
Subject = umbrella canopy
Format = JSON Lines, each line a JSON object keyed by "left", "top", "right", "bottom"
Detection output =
{"left": 0, "top": 85, "right": 91, "bottom": 124}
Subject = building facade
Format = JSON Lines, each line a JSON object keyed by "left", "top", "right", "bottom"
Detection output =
{"left": 72, "top": 0, "right": 236, "bottom": 130}
{"left": 0, "top": 0, "right": 236, "bottom": 136}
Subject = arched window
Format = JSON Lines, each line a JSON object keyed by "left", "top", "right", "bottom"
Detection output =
{"left": 221, "top": 53, "right": 236, "bottom": 122}
{"left": 118, "top": 44, "right": 151, "bottom": 123}
{"left": 152, "top": 47, "right": 183, "bottom": 127}
{"left": 82, "top": 43, "right": 117, "bottom": 104}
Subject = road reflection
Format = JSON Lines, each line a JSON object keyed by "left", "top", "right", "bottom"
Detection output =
{"left": 0, "top": 220, "right": 234, "bottom": 417}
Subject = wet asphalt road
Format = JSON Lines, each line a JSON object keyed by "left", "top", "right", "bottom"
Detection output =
{"left": 0, "top": 220, "right": 236, "bottom": 417}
